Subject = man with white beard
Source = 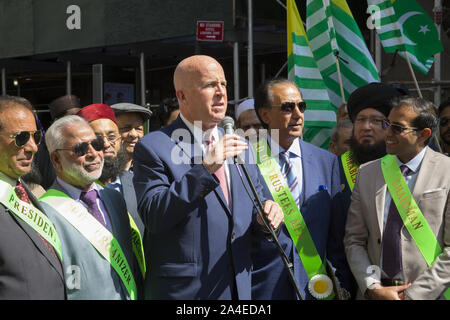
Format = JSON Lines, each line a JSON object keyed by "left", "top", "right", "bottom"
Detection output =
{"left": 38, "top": 115, "right": 143, "bottom": 299}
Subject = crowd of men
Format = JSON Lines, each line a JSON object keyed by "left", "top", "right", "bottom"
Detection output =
{"left": 0, "top": 55, "right": 448, "bottom": 300}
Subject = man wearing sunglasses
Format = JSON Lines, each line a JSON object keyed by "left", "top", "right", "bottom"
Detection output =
{"left": 77, "top": 103, "right": 145, "bottom": 240}
{"left": 251, "top": 78, "right": 353, "bottom": 300}
{"left": 39, "top": 115, "right": 143, "bottom": 299}
{"left": 345, "top": 96, "right": 450, "bottom": 300}
{"left": 0, "top": 95, "right": 65, "bottom": 299}
{"left": 438, "top": 99, "right": 450, "bottom": 156}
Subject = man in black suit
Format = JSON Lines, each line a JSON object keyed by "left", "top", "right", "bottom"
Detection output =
{"left": 0, "top": 95, "right": 65, "bottom": 299}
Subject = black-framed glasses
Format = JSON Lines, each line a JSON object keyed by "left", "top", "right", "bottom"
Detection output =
{"left": 440, "top": 117, "right": 449, "bottom": 127}
{"left": 0, "top": 130, "right": 42, "bottom": 147}
{"left": 354, "top": 116, "right": 385, "bottom": 128}
{"left": 96, "top": 132, "right": 120, "bottom": 144}
{"left": 56, "top": 138, "right": 104, "bottom": 157}
{"left": 273, "top": 101, "right": 307, "bottom": 114}
{"left": 382, "top": 119, "right": 419, "bottom": 135}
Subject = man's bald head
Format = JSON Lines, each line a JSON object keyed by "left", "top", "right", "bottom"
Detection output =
{"left": 173, "top": 55, "right": 227, "bottom": 130}
{"left": 174, "top": 55, "right": 222, "bottom": 91}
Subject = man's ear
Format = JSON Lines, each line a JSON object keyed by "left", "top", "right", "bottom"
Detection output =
{"left": 257, "top": 108, "right": 271, "bottom": 126}
{"left": 417, "top": 127, "right": 432, "bottom": 146}
{"left": 50, "top": 151, "right": 62, "bottom": 171}
{"left": 175, "top": 89, "right": 186, "bottom": 103}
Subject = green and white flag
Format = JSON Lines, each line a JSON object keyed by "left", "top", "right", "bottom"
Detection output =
{"left": 287, "top": 0, "right": 335, "bottom": 149}
{"left": 306, "top": 0, "right": 380, "bottom": 109}
{"left": 367, "top": 0, "right": 443, "bottom": 74}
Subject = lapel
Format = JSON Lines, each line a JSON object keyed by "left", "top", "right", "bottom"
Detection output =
{"left": 17, "top": 179, "right": 64, "bottom": 280}
{"left": 298, "top": 139, "right": 314, "bottom": 204}
{"left": 171, "top": 117, "right": 232, "bottom": 216}
{"left": 170, "top": 116, "right": 204, "bottom": 166}
{"left": 411, "top": 147, "right": 436, "bottom": 201}
{"left": 98, "top": 188, "right": 120, "bottom": 234}
{"left": 373, "top": 164, "right": 387, "bottom": 238}
{"left": 119, "top": 170, "right": 133, "bottom": 200}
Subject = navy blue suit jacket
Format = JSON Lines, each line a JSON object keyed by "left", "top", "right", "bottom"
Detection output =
{"left": 133, "top": 116, "right": 267, "bottom": 300}
{"left": 251, "top": 139, "right": 353, "bottom": 300}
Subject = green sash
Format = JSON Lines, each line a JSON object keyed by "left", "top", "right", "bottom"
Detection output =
{"left": 128, "top": 213, "right": 146, "bottom": 278}
{"left": 253, "top": 139, "right": 334, "bottom": 299}
{"left": 0, "top": 180, "right": 62, "bottom": 260}
{"left": 381, "top": 154, "right": 450, "bottom": 299}
{"left": 341, "top": 151, "right": 359, "bottom": 192}
{"left": 40, "top": 189, "right": 138, "bottom": 300}
{"left": 96, "top": 179, "right": 146, "bottom": 278}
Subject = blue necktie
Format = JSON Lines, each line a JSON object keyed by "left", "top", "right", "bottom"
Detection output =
{"left": 382, "top": 165, "right": 410, "bottom": 279}
{"left": 280, "top": 151, "right": 301, "bottom": 207}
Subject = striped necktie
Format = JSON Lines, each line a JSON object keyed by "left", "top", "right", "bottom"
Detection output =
{"left": 280, "top": 151, "right": 301, "bottom": 207}
{"left": 15, "top": 182, "right": 60, "bottom": 262}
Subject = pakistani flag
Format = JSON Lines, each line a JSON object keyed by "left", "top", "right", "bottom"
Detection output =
{"left": 368, "top": 0, "right": 443, "bottom": 74}
{"left": 287, "top": 0, "right": 335, "bottom": 149}
{"left": 306, "top": 0, "right": 380, "bottom": 109}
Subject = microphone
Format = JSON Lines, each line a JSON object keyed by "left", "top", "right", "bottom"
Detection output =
{"left": 219, "top": 117, "right": 303, "bottom": 299}
{"left": 220, "top": 116, "right": 235, "bottom": 135}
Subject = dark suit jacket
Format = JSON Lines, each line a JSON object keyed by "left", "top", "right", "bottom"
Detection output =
{"left": 133, "top": 116, "right": 267, "bottom": 300}
{"left": 251, "top": 139, "right": 353, "bottom": 300}
{"left": 107, "top": 170, "right": 145, "bottom": 237}
{"left": 0, "top": 179, "right": 65, "bottom": 299}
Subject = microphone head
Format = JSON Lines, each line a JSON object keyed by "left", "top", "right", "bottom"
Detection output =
{"left": 220, "top": 116, "right": 235, "bottom": 135}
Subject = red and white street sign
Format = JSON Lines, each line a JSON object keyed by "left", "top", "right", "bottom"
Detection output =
{"left": 196, "top": 21, "right": 224, "bottom": 42}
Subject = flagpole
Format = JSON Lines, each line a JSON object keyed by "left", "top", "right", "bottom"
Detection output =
{"left": 403, "top": 51, "right": 423, "bottom": 98}
{"left": 334, "top": 54, "right": 346, "bottom": 104}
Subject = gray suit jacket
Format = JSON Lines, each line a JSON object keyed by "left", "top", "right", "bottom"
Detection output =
{"left": 40, "top": 181, "right": 143, "bottom": 300}
{"left": 344, "top": 147, "right": 450, "bottom": 299}
{"left": 0, "top": 179, "right": 65, "bottom": 299}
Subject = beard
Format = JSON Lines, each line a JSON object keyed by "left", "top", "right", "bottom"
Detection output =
{"left": 61, "top": 156, "right": 103, "bottom": 187}
{"left": 349, "top": 135, "right": 387, "bottom": 166}
{"left": 99, "top": 147, "right": 128, "bottom": 183}
{"left": 441, "top": 128, "right": 450, "bottom": 146}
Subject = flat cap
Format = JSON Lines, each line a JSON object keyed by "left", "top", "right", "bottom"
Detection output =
{"left": 110, "top": 103, "right": 152, "bottom": 121}
{"left": 76, "top": 104, "right": 117, "bottom": 124}
{"left": 48, "top": 95, "right": 81, "bottom": 120}
{"left": 347, "top": 82, "right": 402, "bottom": 123}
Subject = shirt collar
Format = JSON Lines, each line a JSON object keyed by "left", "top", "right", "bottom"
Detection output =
{"left": 57, "top": 177, "right": 102, "bottom": 200}
{"left": 268, "top": 134, "right": 302, "bottom": 159}
{"left": 396, "top": 146, "right": 427, "bottom": 173}
{"left": 0, "top": 171, "right": 17, "bottom": 187}
{"left": 180, "top": 112, "right": 220, "bottom": 146}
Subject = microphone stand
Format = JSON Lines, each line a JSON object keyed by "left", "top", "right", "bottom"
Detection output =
{"left": 234, "top": 158, "right": 304, "bottom": 300}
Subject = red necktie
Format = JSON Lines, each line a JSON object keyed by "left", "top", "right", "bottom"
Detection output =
{"left": 205, "top": 134, "right": 229, "bottom": 205}
{"left": 15, "top": 182, "right": 60, "bottom": 262}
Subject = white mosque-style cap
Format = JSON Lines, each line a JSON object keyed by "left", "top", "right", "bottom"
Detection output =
{"left": 235, "top": 98, "right": 255, "bottom": 120}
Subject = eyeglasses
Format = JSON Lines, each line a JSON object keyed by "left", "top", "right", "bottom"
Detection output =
{"left": 354, "top": 116, "right": 385, "bottom": 128}
{"left": 440, "top": 117, "right": 449, "bottom": 127}
{"left": 56, "top": 138, "right": 104, "bottom": 157}
{"left": 382, "top": 119, "right": 419, "bottom": 135}
{"left": 273, "top": 101, "right": 307, "bottom": 114}
{"left": 96, "top": 132, "right": 120, "bottom": 144}
{"left": 0, "top": 130, "right": 42, "bottom": 147}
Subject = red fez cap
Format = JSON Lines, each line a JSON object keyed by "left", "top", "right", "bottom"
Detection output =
{"left": 76, "top": 104, "right": 117, "bottom": 124}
